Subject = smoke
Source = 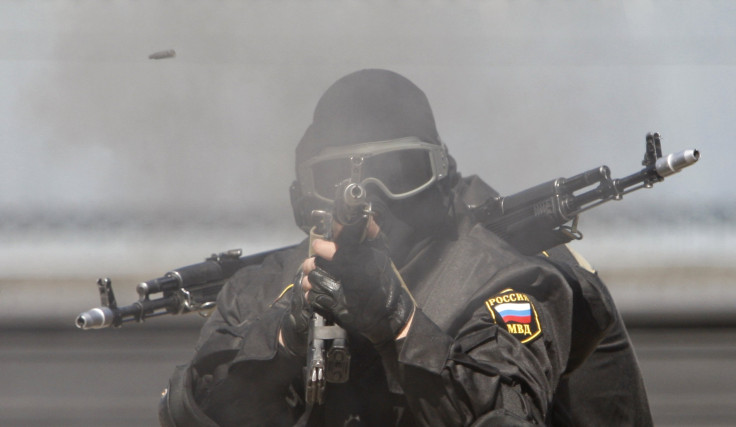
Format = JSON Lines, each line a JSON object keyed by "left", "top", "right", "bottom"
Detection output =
{"left": 2, "top": 1, "right": 734, "bottom": 275}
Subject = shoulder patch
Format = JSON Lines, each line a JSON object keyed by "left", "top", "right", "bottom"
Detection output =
{"left": 484, "top": 289, "right": 542, "bottom": 344}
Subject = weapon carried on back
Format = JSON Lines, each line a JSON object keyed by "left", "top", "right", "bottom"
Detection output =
{"left": 76, "top": 132, "right": 699, "bottom": 330}
{"left": 470, "top": 132, "right": 699, "bottom": 255}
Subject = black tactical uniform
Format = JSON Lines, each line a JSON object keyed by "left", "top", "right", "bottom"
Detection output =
{"left": 160, "top": 69, "right": 652, "bottom": 426}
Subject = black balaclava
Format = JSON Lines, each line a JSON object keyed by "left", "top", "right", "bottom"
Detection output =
{"left": 296, "top": 69, "right": 441, "bottom": 164}
{"left": 294, "top": 69, "right": 454, "bottom": 267}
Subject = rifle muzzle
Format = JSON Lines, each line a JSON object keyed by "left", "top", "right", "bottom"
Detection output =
{"left": 75, "top": 307, "right": 115, "bottom": 330}
{"left": 656, "top": 149, "right": 700, "bottom": 178}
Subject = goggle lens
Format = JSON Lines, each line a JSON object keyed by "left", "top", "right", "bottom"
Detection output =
{"left": 310, "top": 148, "right": 435, "bottom": 200}
{"left": 365, "top": 149, "right": 434, "bottom": 194}
{"left": 311, "top": 158, "right": 352, "bottom": 200}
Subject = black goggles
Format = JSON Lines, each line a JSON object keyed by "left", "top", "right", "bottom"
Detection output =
{"left": 297, "top": 137, "right": 449, "bottom": 203}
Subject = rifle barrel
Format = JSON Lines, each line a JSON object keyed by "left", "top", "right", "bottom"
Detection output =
{"left": 75, "top": 296, "right": 177, "bottom": 330}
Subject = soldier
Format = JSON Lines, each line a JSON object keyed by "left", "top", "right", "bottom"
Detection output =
{"left": 160, "top": 69, "right": 652, "bottom": 426}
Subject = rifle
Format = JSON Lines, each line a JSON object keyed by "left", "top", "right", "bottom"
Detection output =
{"left": 470, "top": 132, "right": 699, "bottom": 255}
{"left": 75, "top": 247, "right": 294, "bottom": 329}
{"left": 304, "top": 177, "right": 373, "bottom": 405}
{"left": 76, "top": 132, "right": 699, "bottom": 330}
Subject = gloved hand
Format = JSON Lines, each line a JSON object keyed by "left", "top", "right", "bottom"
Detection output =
{"left": 279, "top": 272, "right": 312, "bottom": 358}
{"left": 306, "top": 238, "right": 415, "bottom": 346}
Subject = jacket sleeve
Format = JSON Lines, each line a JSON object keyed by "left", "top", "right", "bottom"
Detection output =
{"left": 159, "top": 301, "right": 303, "bottom": 427}
{"left": 392, "top": 258, "right": 614, "bottom": 426}
{"left": 193, "top": 301, "right": 304, "bottom": 427}
{"left": 160, "top": 245, "right": 307, "bottom": 427}
{"left": 541, "top": 245, "right": 652, "bottom": 425}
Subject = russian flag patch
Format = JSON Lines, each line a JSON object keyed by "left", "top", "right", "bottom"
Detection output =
{"left": 485, "top": 289, "right": 542, "bottom": 344}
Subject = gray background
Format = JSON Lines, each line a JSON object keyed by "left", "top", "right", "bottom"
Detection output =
{"left": 2, "top": 0, "right": 733, "bottom": 322}
{"left": 1, "top": 1, "right": 735, "bottom": 425}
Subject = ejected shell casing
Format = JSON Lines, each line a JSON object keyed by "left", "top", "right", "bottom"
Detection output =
{"left": 148, "top": 49, "right": 176, "bottom": 60}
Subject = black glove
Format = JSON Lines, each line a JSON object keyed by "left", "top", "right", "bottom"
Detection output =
{"left": 280, "top": 272, "right": 312, "bottom": 358}
{"left": 307, "top": 239, "right": 415, "bottom": 346}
